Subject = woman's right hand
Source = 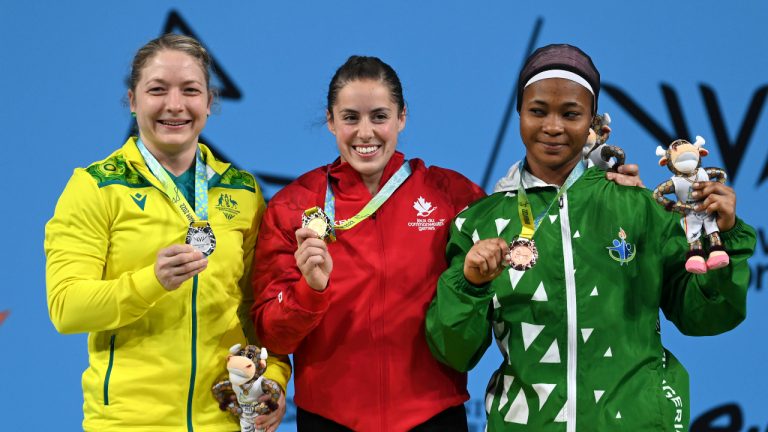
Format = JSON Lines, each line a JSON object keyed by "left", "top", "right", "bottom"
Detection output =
{"left": 295, "top": 227, "right": 333, "bottom": 291}
{"left": 154, "top": 244, "right": 208, "bottom": 291}
{"left": 464, "top": 238, "right": 509, "bottom": 286}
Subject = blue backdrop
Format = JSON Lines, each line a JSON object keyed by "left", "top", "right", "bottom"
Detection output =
{"left": 2, "top": 1, "right": 766, "bottom": 430}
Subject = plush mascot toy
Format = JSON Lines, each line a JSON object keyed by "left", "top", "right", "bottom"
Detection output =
{"left": 652, "top": 136, "right": 729, "bottom": 274}
{"left": 583, "top": 112, "right": 626, "bottom": 170}
{"left": 212, "top": 344, "right": 281, "bottom": 432}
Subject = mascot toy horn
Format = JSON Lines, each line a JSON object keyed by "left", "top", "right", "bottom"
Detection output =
{"left": 583, "top": 112, "right": 626, "bottom": 171}
{"left": 212, "top": 344, "right": 281, "bottom": 432}
{"left": 652, "top": 135, "right": 729, "bottom": 274}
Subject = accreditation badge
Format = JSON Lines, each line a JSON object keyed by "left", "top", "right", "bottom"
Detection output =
{"left": 186, "top": 221, "right": 216, "bottom": 256}
{"left": 302, "top": 207, "right": 335, "bottom": 242}
{"left": 507, "top": 237, "right": 538, "bottom": 271}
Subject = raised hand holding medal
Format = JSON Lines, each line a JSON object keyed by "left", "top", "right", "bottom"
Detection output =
{"left": 505, "top": 159, "right": 584, "bottom": 271}
{"left": 463, "top": 160, "right": 584, "bottom": 285}
{"left": 137, "top": 138, "right": 216, "bottom": 256}
{"left": 136, "top": 138, "right": 215, "bottom": 291}
{"left": 295, "top": 162, "right": 412, "bottom": 291}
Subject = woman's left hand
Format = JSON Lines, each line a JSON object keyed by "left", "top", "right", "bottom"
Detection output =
{"left": 606, "top": 163, "right": 644, "bottom": 187}
{"left": 692, "top": 181, "right": 737, "bottom": 231}
{"left": 254, "top": 384, "right": 286, "bottom": 432}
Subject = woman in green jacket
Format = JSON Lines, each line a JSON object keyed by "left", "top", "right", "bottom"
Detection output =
{"left": 425, "top": 44, "right": 756, "bottom": 431}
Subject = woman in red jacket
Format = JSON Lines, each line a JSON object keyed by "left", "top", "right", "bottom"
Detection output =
{"left": 251, "top": 56, "right": 485, "bottom": 431}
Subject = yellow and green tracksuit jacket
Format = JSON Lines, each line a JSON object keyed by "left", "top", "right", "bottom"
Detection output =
{"left": 426, "top": 165, "right": 755, "bottom": 431}
{"left": 45, "top": 137, "right": 291, "bottom": 432}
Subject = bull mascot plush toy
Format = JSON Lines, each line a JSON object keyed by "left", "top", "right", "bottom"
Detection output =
{"left": 652, "top": 135, "right": 729, "bottom": 274}
{"left": 212, "top": 344, "right": 281, "bottom": 432}
{"left": 583, "top": 112, "right": 626, "bottom": 171}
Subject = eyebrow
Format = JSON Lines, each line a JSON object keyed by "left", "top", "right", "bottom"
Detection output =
{"left": 338, "top": 107, "right": 392, "bottom": 114}
{"left": 143, "top": 78, "right": 204, "bottom": 86}
{"left": 528, "top": 99, "right": 584, "bottom": 108}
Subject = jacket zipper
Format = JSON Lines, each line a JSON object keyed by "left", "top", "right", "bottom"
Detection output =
{"left": 186, "top": 275, "right": 199, "bottom": 431}
{"left": 138, "top": 163, "right": 200, "bottom": 430}
{"left": 560, "top": 192, "right": 578, "bottom": 432}
{"left": 103, "top": 334, "right": 116, "bottom": 405}
{"left": 372, "top": 211, "right": 390, "bottom": 431}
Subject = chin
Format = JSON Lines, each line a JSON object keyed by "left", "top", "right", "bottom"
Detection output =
{"left": 349, "top": 162, "right": 384, "bottom": 176}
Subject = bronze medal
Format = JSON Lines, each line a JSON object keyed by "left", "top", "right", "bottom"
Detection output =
{"left": 186, "top": 221, "right": 216, "bottom": 256}
{"left": 507, "top": 237, "right": 538, "bottom": 271}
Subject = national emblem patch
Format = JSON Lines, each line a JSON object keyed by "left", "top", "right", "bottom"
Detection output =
{"left": 606, "top": 227, "right": 636, "bottom": 265}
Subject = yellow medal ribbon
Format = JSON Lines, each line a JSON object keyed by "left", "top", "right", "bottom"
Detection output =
{"left": 516, "top": 159, "right": 586, "bottom": 240}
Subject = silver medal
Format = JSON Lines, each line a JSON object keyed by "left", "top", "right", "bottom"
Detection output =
{"left": 186, "top": 221, "right": 216, "bottom": 256}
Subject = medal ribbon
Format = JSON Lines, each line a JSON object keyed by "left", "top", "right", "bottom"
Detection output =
{"left": 516, "top": 159, "right": 585, "bottom": 240}
{"left": 324, "top": 161, "right": 412, "bottom": 233}
{"left": 136, "top": 138, "right": 209, "bottom": 224}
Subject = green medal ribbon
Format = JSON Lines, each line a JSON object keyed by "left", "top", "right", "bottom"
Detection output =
{"left": 516, "top": 159, "right": 585, "bottom": 240}
{"left": 136, "top": 138, "right": 209, "bottom": 224}
{"left": 324, "top": 161, "right": 412, "bottom": 234}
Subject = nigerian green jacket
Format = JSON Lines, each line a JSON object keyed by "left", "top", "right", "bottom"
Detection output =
{"left": 426, "top": 164, "right": 755, "bottom": 432}
{"left": 45, "top": 138, "right": 291, "bottom": 432}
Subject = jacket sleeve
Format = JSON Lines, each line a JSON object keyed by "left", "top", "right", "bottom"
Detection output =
{"left": 251, "top": 196, "right": 331, "bottom": 355}
{"left": 425, "top": 213, "right": 494, "bottom": 373}
{"left": 659, "top": 212, "right": 756, "bottom": 336}
{"left": 236, "top": 183, "right": 292, "bottom": 392}
{"left": 45, "top": 169, "right": 168, "bottom": 334}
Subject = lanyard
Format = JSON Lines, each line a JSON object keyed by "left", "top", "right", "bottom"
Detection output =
{"left": 324, "top": 161, "right": 412, "bottom": 235}
{"left": 136, "top": 138, "right": 209, "bottom": 224}
{"left": 516, "top": 159, "right": 585, "bottom": 240}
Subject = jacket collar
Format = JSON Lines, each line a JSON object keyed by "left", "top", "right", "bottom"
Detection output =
{"left": 122, "top": 136, "right": 232, "bottom": 181}
{"left": 493, "top": 159, "right": 562, "bottom": 194}
{"left": 328, "top": 151, "right": 407, "bottom": 198}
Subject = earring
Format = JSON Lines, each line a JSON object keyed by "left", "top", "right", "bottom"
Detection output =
{"left": 131, "top": 112, "right": 137, "bottom": 118}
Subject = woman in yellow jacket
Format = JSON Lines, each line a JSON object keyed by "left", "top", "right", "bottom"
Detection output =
{"left": 45, "top": 34, "right": 290, "bottom": 432}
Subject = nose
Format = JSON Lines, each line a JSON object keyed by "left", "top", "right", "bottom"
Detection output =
{"left": 541, "top": 114, "right": 563, "bottom": 135}
{"left": 357, "top": 118, "right": 374, "bottom": 142}
{"left": 165, "top": 89, "right": 183, "bottom": 113}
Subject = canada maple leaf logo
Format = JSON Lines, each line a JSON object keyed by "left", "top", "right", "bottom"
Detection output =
{"left": 413, "top": 196, "right": 437, "bottom": 217}
{"left": 0, "top": 310, "right": 9, "bottom": 328}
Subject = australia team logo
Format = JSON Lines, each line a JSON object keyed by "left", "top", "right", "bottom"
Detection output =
{"left": 216, "top": 193, "right": 241, "bottom": 220}
{"left": 606, "top": 227, "right": 636, "bottom": 265}
{"left": 407, "top": 195, "right": 445, "bottom": 232}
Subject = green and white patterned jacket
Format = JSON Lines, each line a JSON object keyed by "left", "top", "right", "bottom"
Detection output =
{"left": 426, "top": 163, "right": 755, "bottom": 431}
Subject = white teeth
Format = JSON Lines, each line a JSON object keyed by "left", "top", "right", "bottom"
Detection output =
{"left": 355, "top": 146, "right": 379, "bottom": 154}
{"left": 160, "top": 120, "right": 187, "bottom": 126}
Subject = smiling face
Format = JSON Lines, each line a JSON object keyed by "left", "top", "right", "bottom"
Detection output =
{"left": 519, "top": 78, "right": 593, "bottom": 185}
{"left": 327, "top": 79, "right": 406, "bottom": 193}
{"left": 128, "top": 49, "right": 212, "bottom": 159}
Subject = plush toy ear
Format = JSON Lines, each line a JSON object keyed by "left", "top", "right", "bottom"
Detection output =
{"left": 659, "top": 158, "right": 668, "bottom": 166}
{"left": 655, "top": 146, "right": 668, "bottom": 166}
{"left": 699, "top": 148, "right": 709, "bottom": 157}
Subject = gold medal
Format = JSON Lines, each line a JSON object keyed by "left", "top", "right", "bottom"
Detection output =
{"left": 302, "top": 207, "right": 335, "bottom": 242}
{"left": 507, "top": 237, "right": 538, "bottom": 271}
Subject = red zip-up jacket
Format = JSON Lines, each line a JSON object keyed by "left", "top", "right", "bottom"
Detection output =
{"left": 252, "top": 152, "right": 485, "bottom": 431}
